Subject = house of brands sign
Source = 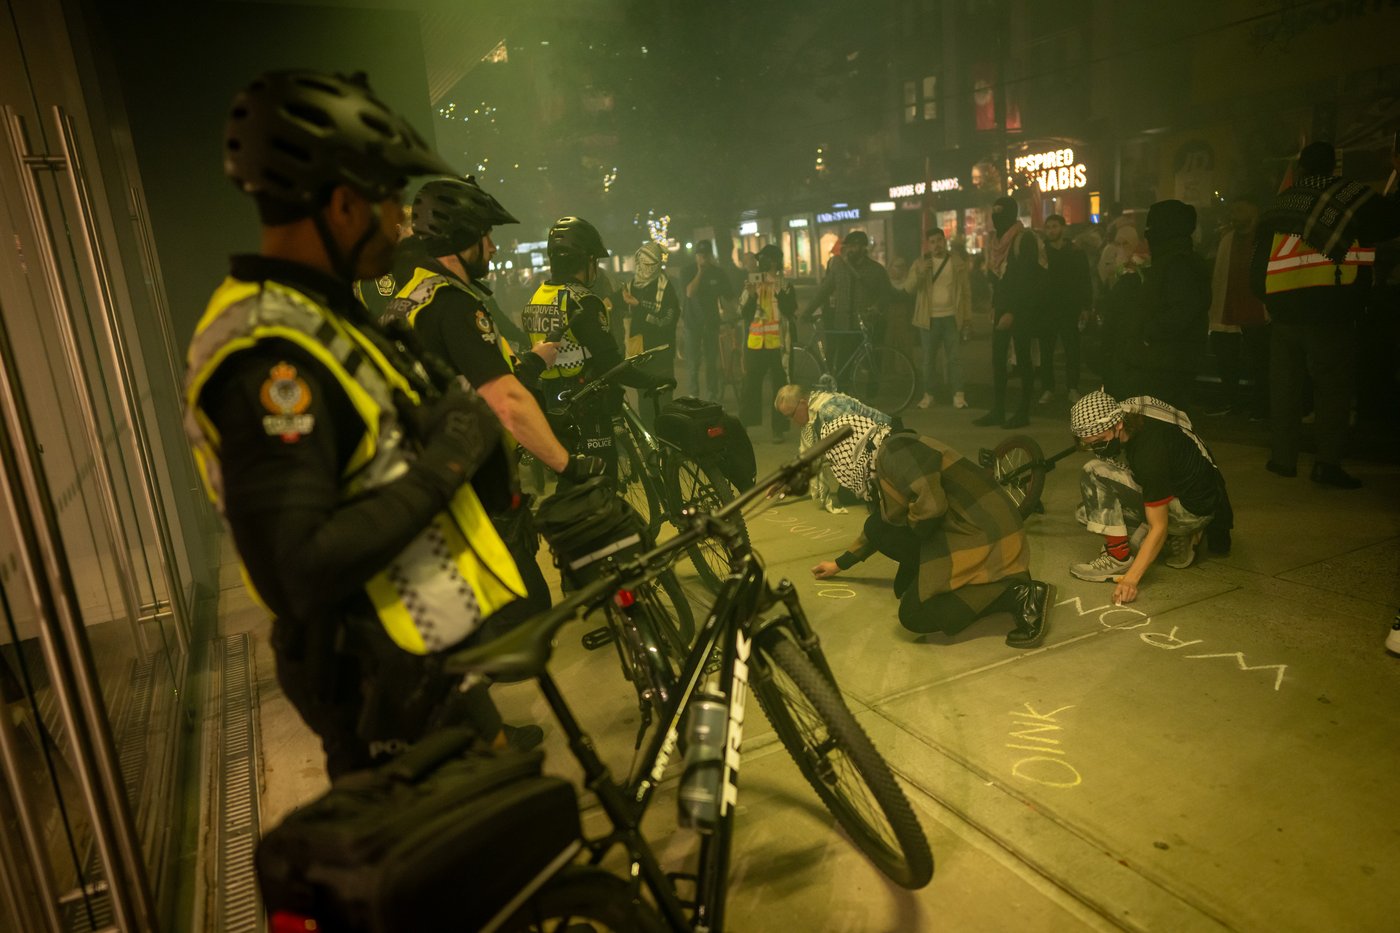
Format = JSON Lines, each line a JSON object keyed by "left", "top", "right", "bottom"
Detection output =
{"left": 1014, "top": 147, "right": 1088, "bottom": 192}
{"left": 888, "top": 177, "right": 962, "bottom": 200}
{"left": 816, "top": 207, "right": 862, "bottom": 224}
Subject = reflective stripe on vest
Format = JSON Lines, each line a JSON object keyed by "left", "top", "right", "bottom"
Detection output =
{"left": 1265, "top": 233, "right": 1375, "bottom": 294}
{"left": 745, "top": 278, "right": 784, "bottom": 349}
{"left": 184, "top": 276, "right": 524, "bottom": 654}
{"left": 521, "top": 280, "right": 606, "bottom": 379}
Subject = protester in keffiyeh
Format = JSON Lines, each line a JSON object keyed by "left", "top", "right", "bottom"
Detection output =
{"left": 1068, "top": 388, "right": 1233, "bottom": 604}
{"left": 809, "top": 414, "right": 1053, "bottom": 648}
{"left": 775, "top": 384, "right": 892, "bottom": 512}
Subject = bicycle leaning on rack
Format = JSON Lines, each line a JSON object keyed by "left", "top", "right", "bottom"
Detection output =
{"left": 788, "top": 311, "right": 916, "bottom": 413}
{"left": 449, "top": 426, "right": 934, "bottom": 932}
{"left": 554, "top": 345, "right": 747, "bottom": 593}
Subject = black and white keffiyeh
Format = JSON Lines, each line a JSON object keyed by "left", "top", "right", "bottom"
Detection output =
{"left": 818, "top": 413, "right": 891, "bottom": 500}
{"left": 1069, "top": 389, "right": 1122, "bottom": 437}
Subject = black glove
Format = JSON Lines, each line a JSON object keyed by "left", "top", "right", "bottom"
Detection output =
{"left": 559, "top": 454, "right": 607, "bottom": 485}
{"left": 413, "top": 384, "right": 503, "bottom": 497}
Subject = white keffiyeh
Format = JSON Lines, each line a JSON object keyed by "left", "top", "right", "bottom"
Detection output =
{"left": 818, "top": 413, "right": 891, "bottom": 500}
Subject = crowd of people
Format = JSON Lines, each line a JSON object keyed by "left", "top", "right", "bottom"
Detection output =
{"left": 187, "top": 67, "right": 1400, "bottom": 783}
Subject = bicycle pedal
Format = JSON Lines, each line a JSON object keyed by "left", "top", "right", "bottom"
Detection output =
{"left": 581, "top": 626, "right": 616, "bottom": 650}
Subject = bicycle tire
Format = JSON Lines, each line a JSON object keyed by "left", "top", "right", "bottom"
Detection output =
{"left": 850, "top": 346, "right": 917, "bottom": 413}
{"left": 789, "top": 345, "right": 826, "bottom": 389}
{"left": 664, "top": 455, "right": 747, "bottom": 592}
{"left": 498, "top": 866, "right": 668, "bottom": 933}
{"left": 633, "top": 569, "right": 696, "bottom": 672}
{"left": 751, "top": 629, "right": 933, "bottom": 889}
{"left": 990, "top": 434, "right": 1046, "bottom": 518}
{"left": 614, "top": 423, "right": 663, "bottom": 536}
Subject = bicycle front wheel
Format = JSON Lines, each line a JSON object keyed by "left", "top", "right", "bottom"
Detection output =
{"left": 990, "top": 434, "right": 1046, "bottom": 518}
{"left": 850, "top": 346, "right": 916, "bottom": 413}
{"left": 751, "top": 628, "right": 933, "bottom": 889}
{"left": 664, "top": 455, "right": 747, "bottom": 592}
{"left": 614, "top": 424, "right": 663, "bottom": 536}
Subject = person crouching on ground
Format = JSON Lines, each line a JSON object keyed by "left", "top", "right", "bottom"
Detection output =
{"left": 809, "top": 414, "right": 1052, "bottom": 647}
{"left": 1069, "top": 389, "right": 1233, "bottom": 604}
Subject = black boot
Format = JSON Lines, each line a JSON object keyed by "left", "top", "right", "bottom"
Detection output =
{"left": 1005, "top": 580, "right": 1053, "bottom": 648}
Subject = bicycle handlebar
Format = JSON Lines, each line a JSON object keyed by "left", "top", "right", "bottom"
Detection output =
{"left": 444, "top": 425, "right": 854, "bottom": 678}
{"left": 565, "top": 345, "right": 672, "bottom": 406}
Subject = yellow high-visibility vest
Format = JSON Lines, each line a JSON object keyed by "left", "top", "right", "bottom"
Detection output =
{"left": 1265, "top": 233, "right": 1375, "bottom": 294}
{"left": 184, "top": 276, "right": 524, "bottom": 655}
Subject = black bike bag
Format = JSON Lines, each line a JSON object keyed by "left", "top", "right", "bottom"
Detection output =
{"left": 256, "top": 729, "right": 580, "bottom": 932}
{"left": 535, "top": 477, "right": 653, "bottom": 586}
{"left": 655, "top": 396, "right": 756, "bottom": 489}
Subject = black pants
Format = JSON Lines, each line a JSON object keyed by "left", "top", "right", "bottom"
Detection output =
{"left": 740, "top": 347, "right": 788, "bottom": 438}
{"left": 272, "top": 614, "right": 503, "bottom": 779}
{"left": 1271, "top": 319, "right": 1355, "bottom": 469}
{"left": 1210, "top": 326, "right": 1269, "bottom": 414}
{"left": 991, "top": 322, "right": 1035, "bottom": 417}
{"left": 1037, "top": 312, "right": 1081, "bottom": 395}
{"left": 686, "top": 319, "right": 720, "bottom": 401}
{"left": 860, "top": 514, "right": 1026, "bottom": 637}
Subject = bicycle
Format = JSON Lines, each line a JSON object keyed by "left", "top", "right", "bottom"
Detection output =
{"left": 789, "top": 311, "right": 917, "bottom": 413}
{"left": 448, "top": 426, "right": 934, "bottom": 932}
{"left": 978, "top": 434, "right": 1081, "bottom": 518}
{"left": 555, "top": 346, "right": 748, "bottom": 593}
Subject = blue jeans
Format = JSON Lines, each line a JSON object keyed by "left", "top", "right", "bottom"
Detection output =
{"left": 918, "top": 316, "right": 962, "bottom": 395}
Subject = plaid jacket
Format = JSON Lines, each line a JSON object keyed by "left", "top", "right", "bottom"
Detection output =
{"left": 848, "top": 433, "right": 1029, "bottom": 600}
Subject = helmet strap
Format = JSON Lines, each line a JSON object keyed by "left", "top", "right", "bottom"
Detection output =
{"left": 312, "top": 201, "right": 381, "bottom": 283}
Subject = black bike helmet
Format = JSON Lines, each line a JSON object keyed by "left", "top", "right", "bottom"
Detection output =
{"left": 547, "top": 216, "right": 610, "bottom": 264}
{"left": 224, "top": 70, "right": 454, "bottom": 209}
{"left": 411, "top": 175, "right": 519, "bottom": 253}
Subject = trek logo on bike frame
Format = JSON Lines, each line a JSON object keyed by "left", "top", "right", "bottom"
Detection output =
{"left": 720, "top": 630, "right": 752, "bottom": 815}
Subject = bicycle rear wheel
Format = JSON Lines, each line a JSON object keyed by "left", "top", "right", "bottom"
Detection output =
{"left": 788, "top": 345, "right": 826, "bottom": 389}
{"left": 664, "top": 455, "right": 746, "bottom": 592}
{"left": 850, "top": 346, "right": 916, "bottom": 413}
{"left": 990, "top": 434, "right": 1046, "bottom": 518}
{"left": 751, "top": 627, "right": 933, "bottom": 889}
{"left": 500, "top": 866, "right": 668, "bottom": 932}
{"left": 614, "top": 423, "right": 663, "bottom": 536}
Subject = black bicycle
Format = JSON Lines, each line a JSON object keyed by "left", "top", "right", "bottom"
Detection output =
{"left": 449, "top": 427, "right": 933, "bottom": 932}
{"left": 557, "top": 346, "right": 747, "bottom": 593}
{"left": 789, "top": 311, "right": 917, "bottom": 413}
{"left": 978, "top": 434, "right": 1081, "bottom": 517}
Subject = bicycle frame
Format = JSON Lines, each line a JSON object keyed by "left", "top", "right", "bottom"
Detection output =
{"left": 520, "top": 522, "right": 831, "bottom": 932}
{"left": 796, "top": 311, "right": 878, "bottom": 385}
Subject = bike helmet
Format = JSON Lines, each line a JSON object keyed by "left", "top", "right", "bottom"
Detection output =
{"left": 225, "top": 70, "right": 454, "bottom": 210}
{"left": 547, "top": 216, "right": 609, "bottom": 261}
{"left": 756, "top": 243, "right": 783, "bottom": 268}
{"left": 411, "top": 175, "right": 519, "bottom": 253}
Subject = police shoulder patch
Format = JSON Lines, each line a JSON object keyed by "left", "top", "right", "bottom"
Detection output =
{"left": 259, "top": 362, "right": 315, "bottom": 442}
{"left": 375, "top": 274, "right": 397, "bottom": 297}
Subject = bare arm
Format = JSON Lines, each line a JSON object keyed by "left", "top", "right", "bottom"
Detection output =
{"left": 1114, "top": 503, "right": 1169, "bottom": 604}
{"left": 475, "top": 373, "right": 569, "bottom": 473}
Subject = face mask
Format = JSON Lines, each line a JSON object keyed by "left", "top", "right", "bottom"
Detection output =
{"left": 1087, "top": 437, "right": 1122, "bottom": 458}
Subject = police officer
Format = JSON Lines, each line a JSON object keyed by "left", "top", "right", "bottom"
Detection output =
{"left": 186, "top": 70, "right": 527, "bottom": 778}
{"left": 522, "top": 216, "right": 652, "bottom": 476}
{"left": 352, "top": 200, "right": 417, "bottom": 321}
{"left": 390, "top": 176, "right": 604, "bottom": 629}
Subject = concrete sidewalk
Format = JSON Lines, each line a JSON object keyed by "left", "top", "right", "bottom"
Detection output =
{"left": 239, "top": 326, "right": 1400, "bottom": 932}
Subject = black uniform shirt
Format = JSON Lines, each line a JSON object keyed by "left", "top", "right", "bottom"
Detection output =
{"left": 408, "top": 259, "right": 513, "bottom": 388}
{"left": 201, "top": 256, "right": 454, "bottom": 625}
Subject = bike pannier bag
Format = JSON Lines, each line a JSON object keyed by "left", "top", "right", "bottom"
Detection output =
{"left": 655, "top": 397, "right": 756, "bottom": 489}
{"left": 256, "top": 729, "right": 580, "bottom": 933}
{"left": 535, "top": 476, "right": 652, "bottom": 587}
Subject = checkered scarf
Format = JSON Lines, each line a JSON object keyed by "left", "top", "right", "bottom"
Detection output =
{"left": 1072, "top": 389, "right": 1216, "bottom": 467}
{"left": 818, "top": 413, "right": 891, "bottom": 500}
